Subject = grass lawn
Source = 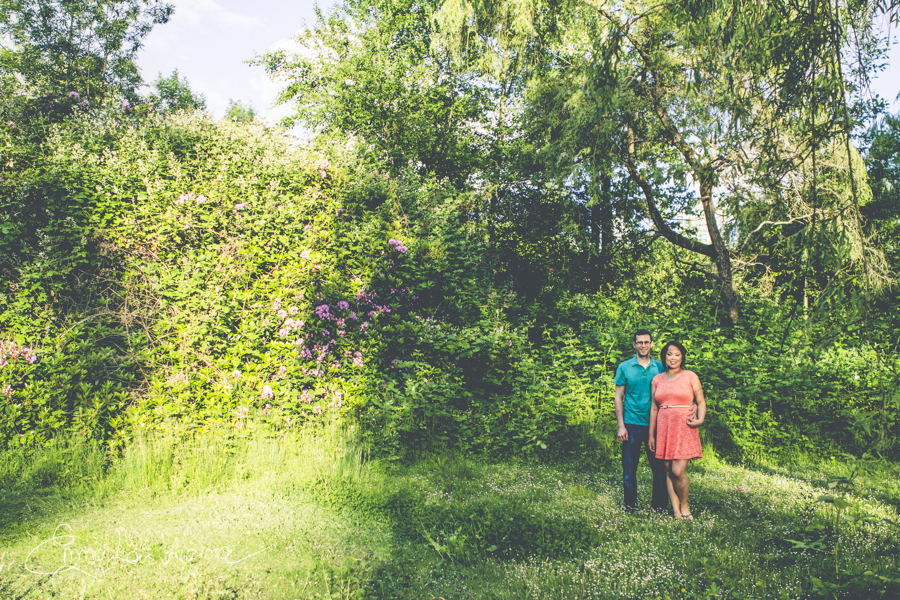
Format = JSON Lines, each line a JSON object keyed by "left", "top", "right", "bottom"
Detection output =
{"left": 1, "top": 426, "right": 898, "bottom": 599}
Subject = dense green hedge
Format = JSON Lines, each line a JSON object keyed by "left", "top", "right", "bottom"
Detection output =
{"left": 1, "top": 103, "right": 896, "bottom": 460}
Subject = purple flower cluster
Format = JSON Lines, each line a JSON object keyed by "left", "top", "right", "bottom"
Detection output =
{"left": 388, "top": 238, "right": 408, "bottom": 254}
{"left": 315, "top": 158, "right": 331, "bottom": 177}
{"left": 1, "top": 341, "right": 37, "bottom": 398}
{"left": 0, "top": 341, "right": 37, "bottom": 368}
{"left": 175, "top": 192, "right": 207, "bottom": 205}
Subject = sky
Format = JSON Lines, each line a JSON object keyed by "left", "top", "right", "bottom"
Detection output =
{"left": 137, "top": 0, "right": 335, "bottom": 124}
{"left": 137, "top": 1, "right": 900, "bottom": 126}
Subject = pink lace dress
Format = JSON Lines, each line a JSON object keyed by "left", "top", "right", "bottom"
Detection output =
{"left": 652, "top": 370, "right": 702, "bottom": 460}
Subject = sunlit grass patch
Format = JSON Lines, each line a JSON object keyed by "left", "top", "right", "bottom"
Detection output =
{"left": 0, "top": 427, "right": 898, "bottom": 599}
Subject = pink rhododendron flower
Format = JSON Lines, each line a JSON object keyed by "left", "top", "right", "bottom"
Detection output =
{"left": 304, "top": 223, "right": 312, "bottom": 230}
{"left": 336, "top": 300, "right": 350, "bottom": 310}
{"left": 195, "top": 195, "right": 206, "bottom": 203}
{"left": 336, "top": 319, "right": 345, "bottom": 327}
{"left": 387, "top": 238, "right": 408, "bottom": 253}
{"left": 277, "top": 328, "right": 289, "bottom": 337}
{"left": 301, "top": 389, "right": 312, "bottom": 403}
{"left": 272, "top": 298, "right": 282, "bottom": 310}
{"left": 233, "top": 202, "right": 249, "bottom": 212}
{"left": 231, "top": 369, "right": 241, "bottom": 378}
{"left": 277, "top": 309, "right": 288, "bottom": 319}
{"left": 261, "top": 385, "right": 274, "bottom": 399}
{"left": 349, "top": 312, "right": 357, "bottom": 320}
{"left": 174, "top": 197, "right": 185, "bottom": 205}
{"left": 1, "top": 384, "right": 11, "bottom": 396}
{"left": 300, "top": 250, "right": 311, "bottom": 260}
{"left": 289, "top": 305, "right": 299, "bottom": 316}
{"left": 278, "top": 365, "right": 287, "bottom": 376}
{"left": 237, "top": 406, "right": 249, "bottom": 418}
{"left": 68, "top": 91, "right": 80, "bottom": 100}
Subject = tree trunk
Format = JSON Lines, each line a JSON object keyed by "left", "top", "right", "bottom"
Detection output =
{"left": 698, "top": 173, "right": 739, "bottom": 325}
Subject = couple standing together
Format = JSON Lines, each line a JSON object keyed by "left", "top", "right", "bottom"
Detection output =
{"left": 614, "top": 329, "right": 706, "bottom": 519}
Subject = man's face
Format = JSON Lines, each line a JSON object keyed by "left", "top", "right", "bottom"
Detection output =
{"left": 633, "top": 335, "right": 653, "bottom": 358}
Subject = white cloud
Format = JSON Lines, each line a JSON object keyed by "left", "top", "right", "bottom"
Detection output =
{"left": 171, "top": 0, "right": 267, "bottom": 33}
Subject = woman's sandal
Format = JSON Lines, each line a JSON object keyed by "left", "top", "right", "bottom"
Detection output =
{"left": 680, "top": 513, "right": 694, "bottom": 520}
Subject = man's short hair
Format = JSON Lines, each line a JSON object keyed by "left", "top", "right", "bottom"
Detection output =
{"left": 633, "top": 329, "right": 652, "bottom": 342}
{"left": 660, "top": 340, "right": 687, "bottom": 369}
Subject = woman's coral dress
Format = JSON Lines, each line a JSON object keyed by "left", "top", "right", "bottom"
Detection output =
{"left": 652, "top": 370, "right": 702, "bottom": 460}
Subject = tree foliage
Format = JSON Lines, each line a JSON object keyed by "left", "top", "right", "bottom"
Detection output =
{"left": 146, "top": 69, "right": 207, "bottom": 113}
{"left": 252, "top": 0, "right": 490, "bottom": 186}
{"left": 0, "top": 0, "right": 173, "bottom": 99}
{"left": 224, "top": 99, "right": 255, "bottom": 123}
{"left": 431, "top": 0, "right": 893, "bottom": 324}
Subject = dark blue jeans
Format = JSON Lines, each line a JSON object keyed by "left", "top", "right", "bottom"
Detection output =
{"left": 621, "top": 424, "right": 668, "bottom": 511}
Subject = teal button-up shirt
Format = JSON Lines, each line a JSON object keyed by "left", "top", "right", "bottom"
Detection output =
{"left": 614, "top": 356, "right": 665, "bottom": 426}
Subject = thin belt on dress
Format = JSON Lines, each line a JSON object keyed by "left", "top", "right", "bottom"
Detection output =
{"left": 659, "top": 405, "right": 693, "bottom": 409}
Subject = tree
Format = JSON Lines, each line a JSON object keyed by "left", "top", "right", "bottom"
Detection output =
{"left": 224, "top": 99, "right": 256, "bottom": 123}
{"left": 432, "top": 0, "right": 891, "bottom": 324}
{"left": 252, "top": 0, "right": 491, "bottom": 187}
{"left": 146, "top": 69, "right": 207, "bottom": 113}
{"left": 865, "top": 113, "right": 900, "bottom": 221}
{"left": 0, "top": 0, "right": 173, "bottom": 100}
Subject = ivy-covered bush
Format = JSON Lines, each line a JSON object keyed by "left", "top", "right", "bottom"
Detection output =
{"left": 1, "top": 103, "right": 895, "bottom": 460}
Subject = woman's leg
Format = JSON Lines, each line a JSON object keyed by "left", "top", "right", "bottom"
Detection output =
{"left": 669, "top": 459, "right": 691, "bottom": 518}
{"left": 664, "top": 460, "right": 680, "bottom": 517}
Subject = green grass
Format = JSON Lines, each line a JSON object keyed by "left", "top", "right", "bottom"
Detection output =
{"left": 1, "top": 424, "right": 898, "bottom": 599}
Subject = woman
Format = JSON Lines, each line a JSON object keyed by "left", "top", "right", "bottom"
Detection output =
{"left": 648, "top": 341, "right": 706, "bottom": 520}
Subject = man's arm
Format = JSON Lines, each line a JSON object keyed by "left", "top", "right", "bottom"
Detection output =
{"left": 615, "top": 384, "right": 628, "bottom": 441}
{"left": 648, "top": 383, "right": 659, "bottom": 453}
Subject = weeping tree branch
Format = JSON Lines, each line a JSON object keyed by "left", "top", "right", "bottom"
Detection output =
{"left": 623, "top": 122, "right": 716, "bottom": 258}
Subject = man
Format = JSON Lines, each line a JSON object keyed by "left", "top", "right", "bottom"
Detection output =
{"left": 614, "top": 329, "right": 668, "bottom": 512}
